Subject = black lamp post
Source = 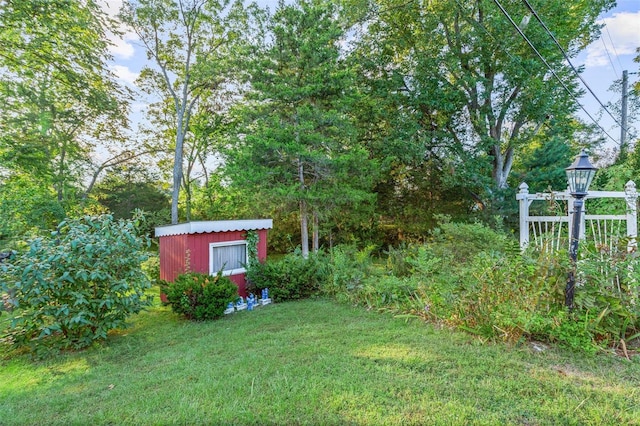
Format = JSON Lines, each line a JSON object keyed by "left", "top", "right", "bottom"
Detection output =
{"left": 565, "top": 150, "right": 597, "bottom": 309}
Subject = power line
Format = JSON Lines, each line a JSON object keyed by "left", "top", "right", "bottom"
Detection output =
{"left": 491, "top": 0, "right": 618, "bottom": 145}
{"left": 453, "top": 0, "right": 536, "bottom": 80}
{"left": 600, "top": 35, "right": 620, "bottom": 79}
{"left": 604, "top": 23, "right": 625, "bottom": 73}
{"left": 521, "top": 0, "right": 623, "bottom": 130}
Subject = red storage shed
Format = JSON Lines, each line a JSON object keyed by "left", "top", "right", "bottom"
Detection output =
{"left": 155, "top": 219, "right": 273, "bottom": 297}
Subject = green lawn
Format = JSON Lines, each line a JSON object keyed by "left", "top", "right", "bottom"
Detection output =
{"left": 1, "top": 298, "right": 639, "bottom": 425}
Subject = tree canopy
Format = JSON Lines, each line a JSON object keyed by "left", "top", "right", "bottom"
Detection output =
{"left": 1, "top": 0, "right": 632, "bottom": 250}
{"left": 225, "top": 0, "right": 377, "bottom": 255}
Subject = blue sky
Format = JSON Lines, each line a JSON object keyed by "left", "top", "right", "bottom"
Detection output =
{"left": 575, "top": 0, "right": 640, "bottom": 153}
{"left": 101, "top": 0, "right": 640, "bottom": 152}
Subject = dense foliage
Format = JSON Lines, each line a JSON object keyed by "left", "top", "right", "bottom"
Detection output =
{"left": 0, "top": 0, "right": 130, "bottom": 203}
{"left": 226, "top": 0, "right": 377, "bottom": 255}
{"left": 245, "top": 250, "right": 328, "bottom": 301}
{"left": 0, "top": 215, "right": 152, "bottom": 356}
{"left": 163, "top": 272, "right": 238, "bottom": 321}
{"left": 327, "top": 223, "right": 640, "bottom": 354}
{"left": 251, "top": 219, "right": 640, "bottom": 354}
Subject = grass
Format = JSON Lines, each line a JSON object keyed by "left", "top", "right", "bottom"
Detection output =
{"left": 1, "top": 298, "right": 640, "bottom": 425}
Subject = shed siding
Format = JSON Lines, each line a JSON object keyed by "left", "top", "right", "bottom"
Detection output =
{"left": 159, "top": 234, "right": 187, "bottom": 282}
{"left": 257, "top": 229, "right": 268, "bottom": 262}
{"left": 187, "top": 230, "right": 246, "bottom": 274}
{"left": 229, "top": 274, "right": 247, "bottom": 297}
{"left": 158, "top": 225, "right": 269, "bottom": 299}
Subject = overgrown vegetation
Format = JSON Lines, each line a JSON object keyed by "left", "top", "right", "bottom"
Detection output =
{"left": 245, "top": 249, "right": 328, "bottom": 301}
{"left": 0, "top": 215, "right": 152, "bottom": 356}
{"left": 248, "top": 219, "right": 640, "bottom": 354}
{"left": 162, "top": 272, "right": 238, "bottom": 321}
{"left": 338, "top": 221, "right": 640, "bottom": 354}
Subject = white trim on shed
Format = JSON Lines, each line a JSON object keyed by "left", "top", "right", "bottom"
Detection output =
{"left": 155, "top": 219, "right": 273, "bottom": 237}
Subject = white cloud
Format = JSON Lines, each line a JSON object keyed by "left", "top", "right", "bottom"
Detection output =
{"left": 109, "top": 32, "right": 138, "bottom": 60}
{"left": 585, "top": 11, "right": 640, "bottom": 68}
{"left": 111, "top": 64, "right": 139, "bottom": 85}
{"left": 98, "top": 0, "right": 139, "bottom": 59}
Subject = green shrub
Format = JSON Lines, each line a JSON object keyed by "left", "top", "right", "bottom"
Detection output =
{"left": 402, "top": 246, "right": 455, "bottom": 319}
{"left": 141, "top": 254, "right": 160, "bottom": 286}
{"left": 358, "top": 275, "right": 422, "bottom": 313}
{"left": 384, "top": 243, "right": 416, "bottom": 278}
{"left": 573, "top": 245, "right": 640, "bottom": 345}
{"left": 428, "top": 216, "right": 519, "bottom": 264}
{"left": 164, "top": 272, "right": 238, "bottom": 321}
{"left": 0, "top": 214, "right": 153, "bottom": 356}
{"left": 317, "top": 217, "right": 640, "bottom": 353}
{"left": 544, "top": 310, "right": 599, "bottom": 354}
{"left": 322, "top": 245, "right": 377, "bottom": 300}
{"left": 444, "top": 249, "right": 566, "bottom": 342}
{"left": 246, "top": 249, "right": 328, "bottom": 301}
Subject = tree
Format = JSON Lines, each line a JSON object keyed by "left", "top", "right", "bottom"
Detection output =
{"left": 351, "top": 0, "right": 613, "bottom": 209}
{"left": 120, "top": 0, "right": 250, "bottom": 224}
{"left": 0, "top": 175, "right": 66, "bottom": 246}
{"left": 0, "top": 0, "right": 130, "bottom": 203}
{"left": 226, "top": 0, "right": 376, "bottom": 256}
{"left": 92, "top": 165, "right": 171, "bottom": 231}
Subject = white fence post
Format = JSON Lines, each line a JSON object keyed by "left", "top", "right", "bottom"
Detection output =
{"left": 625, "top": 180, "right": 638, "bottom": 252}
{"left": 517, "top": 182, "right": 530, "bottom": 250}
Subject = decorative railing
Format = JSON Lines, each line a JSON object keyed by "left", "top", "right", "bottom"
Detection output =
{"left": 516, "top": 181, "right": 638, "bottom": 252}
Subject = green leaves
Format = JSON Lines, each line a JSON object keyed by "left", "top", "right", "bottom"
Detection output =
{"left": 164, "top": 272, "right": 238, "bottom": 321}
{"left": 1, "top": 214, "right": 153, "bottom": 356}
{"left": 226, "top": 0, "right": 377, "bottom": 251}
{"left": 1, "top": 0, "right": 129, "bottom": 173}
{"left": 352, "top": 0, "right": 613, "bottom": 209}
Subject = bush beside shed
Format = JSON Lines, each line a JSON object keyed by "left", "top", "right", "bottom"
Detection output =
{"left": 155, "top": 219, "right": 273, "bottom": 297}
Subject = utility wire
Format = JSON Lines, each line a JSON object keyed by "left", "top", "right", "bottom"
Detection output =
{"left": 521, "top": 0, "right": 623, "bottom": 129}
{"left": 601, "top": 31, "right": 620, "bottom": 79}
{"left": 453, "top": 0, "right": 536, "bottom": 80}
{"left": 604, "top": 23, "right": 625, "bottom": 73}
{"left": 492, "top": 0, "right": 618, "bottom": 145}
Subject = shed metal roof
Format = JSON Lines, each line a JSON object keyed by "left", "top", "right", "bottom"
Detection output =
{"left": 155, "top": 219, "right": 273, "bottom": 237}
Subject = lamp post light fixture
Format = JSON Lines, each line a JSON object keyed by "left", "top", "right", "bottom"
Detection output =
{"left": 565, "top": 150, "right": 597, "bottom": 309}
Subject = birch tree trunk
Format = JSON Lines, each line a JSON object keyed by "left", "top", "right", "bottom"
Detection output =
{"left": 312, "top": 210, "right": 319, "bottom": 253}
{"left": 299, "top": 157, "right": 309, "bottom": 258}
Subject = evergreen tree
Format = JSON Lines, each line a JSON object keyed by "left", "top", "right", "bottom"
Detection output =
{"left": 226, "top": 0, "right": 376, "bottom": 256}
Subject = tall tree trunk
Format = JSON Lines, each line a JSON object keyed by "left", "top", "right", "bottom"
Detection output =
{"left": 171, "top": 115, "right": 185, "bottom": 224}
{"left": 491, "top": 144, "right": 514, "bottom": 190}
{"left": 312, "top": 210, "right": 319, "bottom": 253}
{"left": 300, "top": 200, "right": 309, "bottom": 258}
{"left": 299, "top": 158, "right": 309, "bottom": 258}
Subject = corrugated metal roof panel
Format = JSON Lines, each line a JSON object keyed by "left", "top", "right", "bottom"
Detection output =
{"left": 155, "top": 219, "right": 273, "bottom": 237}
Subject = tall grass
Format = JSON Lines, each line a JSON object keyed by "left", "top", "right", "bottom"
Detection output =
{"left": 319, "top": 220, "right": 640, "bottom": 353}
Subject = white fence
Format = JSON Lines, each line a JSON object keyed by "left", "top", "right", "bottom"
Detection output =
{"left": 516, "top": 180, "right": 638, "bottom": 252}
